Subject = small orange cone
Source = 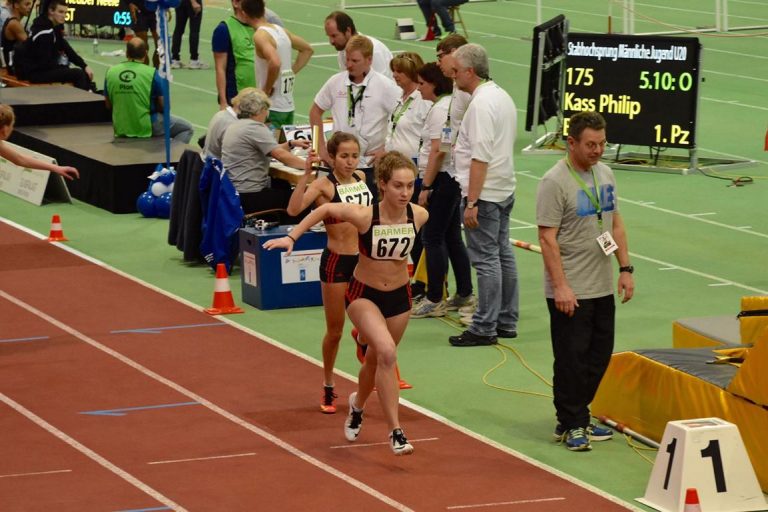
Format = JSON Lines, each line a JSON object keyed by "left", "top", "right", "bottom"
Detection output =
{"left": 764, "top": 127, "right": 768, "bottom": 151}
{"left": 683, "top": 488, "right": 702, "bottom": 512}
{"left": 204, "top": 263, "right": 244, "bottom": 315}
{"left": 47, "top": 214, "right": 68, "bottom": 241}
{"left": 397, "top": 365, "right": 412, "bottom": 389}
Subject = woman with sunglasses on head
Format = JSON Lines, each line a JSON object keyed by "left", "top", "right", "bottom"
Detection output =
{"left": 265, "top": 151, "right": 428, "bottom": 455}
{"left": 370, "top": 51, "right": 432, "bottom": 299}
{"left": 286, "top": 132, "right": 372, "bottom": 415}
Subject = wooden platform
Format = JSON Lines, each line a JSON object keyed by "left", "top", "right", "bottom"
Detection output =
{"left": 10, "top": 123, "right": 190, "bottom": 213}
{"left": 1, "top": 84, "right": 110, "bottom": 126}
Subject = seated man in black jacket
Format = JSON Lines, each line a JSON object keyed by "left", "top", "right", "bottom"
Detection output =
{"left": 22, "top": 0, "right": 94, "bottom": 89}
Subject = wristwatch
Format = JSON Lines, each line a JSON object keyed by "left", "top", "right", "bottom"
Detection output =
{"left": 619, "top": 265, "right": 634, "bottom": 274}
{"left": 466, "top": 200, "right": 477, "bottom": 209}
{"left": 421, "top": 183, "right": 433, "bottom": 191}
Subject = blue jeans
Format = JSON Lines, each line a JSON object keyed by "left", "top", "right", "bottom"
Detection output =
{"left": 417, "top": 0, "right": 466, "bottom": 33}
{"left": 422, "top": 172, "right": 472, "bottom": 303}
{"left": 463, "top": 194, "right": 519, "bottom": 336}
{"left": 152, "top": 114, "right": 195, "bottom": 143}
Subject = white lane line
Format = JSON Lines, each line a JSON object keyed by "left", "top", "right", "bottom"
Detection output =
{"left": 0, "top": 289, "right": 414, "bottom": 512}
{"left": 621, "top": 197, "right": 768, "bottom": 239}
{"left": 689, "top": 212, "right": 717, "bottom": 217}
{"left": 447, "top": 496, "right": 566, "bottom": 509}
{"left": 148, "top": 452, "right": 257, "bottom": 465}
{"left": 0, "top": 392, "right": 186, "bottom": 511}
{"left": 0, "top": 469, "right": 72, "bottom": 479}
{"left": 502, "top": 217, "right": 768, "bottom": 294}
{"left": 708, "top": 282, "right": 735, "bottom": 287}
{"left": 329, "top": 437, "right": 440, "bottom": 450}
{"left": 630, "top": 254, "right": 767, "bottom": 295}
{"left": 517, "top": 171, "right": 768, "bottom": 240}
{"left": 0, "top": 219, "right": 642, "bottom": 512}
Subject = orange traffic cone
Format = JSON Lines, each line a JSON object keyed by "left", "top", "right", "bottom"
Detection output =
{"left": 764, "top": 127, "right": 768, "bottom": 151}
{"left": 683, "top": 488, "right": 702, "bottom": 512}
{"left": 204, "top": 263, "right": 244, "bottom": 315}
{"left": 396, "top": 365, "right": 412, "bottom": 389}
{"left": 47, "top": 214, "right": 68, "bottom": 241}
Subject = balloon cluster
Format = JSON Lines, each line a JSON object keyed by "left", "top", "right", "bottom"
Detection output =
{"left": 136, "top": 164, "right": 176, "bottom": 218}
{"left": 143, "top": 0, "right": 181, "bottom": 11}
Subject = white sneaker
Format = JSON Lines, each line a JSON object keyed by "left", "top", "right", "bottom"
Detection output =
{"left": 446, "top": 293, "right": 477, "bottom": 311}
{"left": 170, "top": 59, "right": 183, "bottom": 69}
{"left": 344, "top": 392, "right": 364, "bottom": 441}
{"left": 410, "top": 297, "right": 446, "bottom": 318}
{"left": 390, "top": 428, "right": 414, "bottom": 455}
{"left": 187, "top": 59, "right": 209, "bottom": 70}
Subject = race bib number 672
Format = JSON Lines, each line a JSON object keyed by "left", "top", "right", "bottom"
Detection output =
{"left": 372, "top": 223, "right": 415, "bottom": 260}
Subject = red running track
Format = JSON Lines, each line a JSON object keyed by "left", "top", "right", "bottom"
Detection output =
{"left": 0, "top": 221, "right": 635, "bottom": 511}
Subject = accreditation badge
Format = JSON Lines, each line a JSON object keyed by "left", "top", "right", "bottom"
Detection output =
{"left": 597, "top": 231, "right": 618, "bottom": 256}
{"left": 439, "top": 126, "right": 452, "bottom": 152}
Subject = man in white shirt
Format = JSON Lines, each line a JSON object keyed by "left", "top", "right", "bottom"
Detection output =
{"left": 448, "top": 43, "right": 519, "bottom": 348}
{"left": 310, "top": 35, "right": 401, "bottom": 199}
{"left": 324, "top": 11, "right": 393, "bottom": 80}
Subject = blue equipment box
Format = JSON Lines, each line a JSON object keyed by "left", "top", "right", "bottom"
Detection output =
{"left": 239, "top": 226, "right": 327, "bottom": 310}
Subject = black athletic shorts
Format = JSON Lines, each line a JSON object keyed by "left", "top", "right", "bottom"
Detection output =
{"left": 319, "top": 248, "right": 358, "bottom": 284}
{"left": 345, "top": 276, "right": 412, "bottom": 318}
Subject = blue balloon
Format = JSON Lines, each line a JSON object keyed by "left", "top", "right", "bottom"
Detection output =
{"left": 155, "top": 192, "right": 172, "bottom": 219}
{"left": 137, "top": 191, "right": 157, "bottom": 217}
{"left": 156, "top": 171, "right": 175, "bottom": 186}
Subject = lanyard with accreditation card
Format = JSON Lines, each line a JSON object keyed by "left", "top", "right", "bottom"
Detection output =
{"left": 440, "top": 92, "right": 456, "bottom": 152}
{"left": 565, "top": 156, "right": 618, "bottom": 256}
{"left": 391, "top": 96, "right": 414, "bottom": 134}
{"left": 347, "top": 84, "right": 366, "bottom": 127}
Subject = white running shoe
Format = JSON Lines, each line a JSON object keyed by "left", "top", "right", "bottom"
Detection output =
{"left": 410, "top": 297, "right": 446, "bottom": 318}
{"left": 170, "top": 59, "right": 183, "bottom": 69}
{"left": 446, "top": 293, "right": 477, "bottom": 311}
{"left": 344, "top": 392, "right": 364, "bottom": 441}
{"left": 187, "top": 59, "right": 210, "bottom": 70}
{"left": 390, "top": 428, "right": 414, "bottom": 455}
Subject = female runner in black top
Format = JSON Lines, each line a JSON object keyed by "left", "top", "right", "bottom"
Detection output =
{"left": 286, "top": 132, "right": 371, "bottom": 414}
{"left": 265, "top": 151, "right": 428, "bottom": 455}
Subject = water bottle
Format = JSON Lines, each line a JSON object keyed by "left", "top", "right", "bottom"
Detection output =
{"left": 92, "top": 38, "right": 99, "bottom": 55}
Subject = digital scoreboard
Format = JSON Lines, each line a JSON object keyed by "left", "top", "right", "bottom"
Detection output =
{"left": 63, "top": 0, "right": 132, "bottom": 27}
{"left": 563, "top": 33, "right": 701, "bottom": 149}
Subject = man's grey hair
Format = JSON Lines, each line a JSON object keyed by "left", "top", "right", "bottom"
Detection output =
{"left": 236, "top": 88, "right": 272, "bottom": 118}
{"left": 454, "top": 43, "right": 490, "bottom": 80}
